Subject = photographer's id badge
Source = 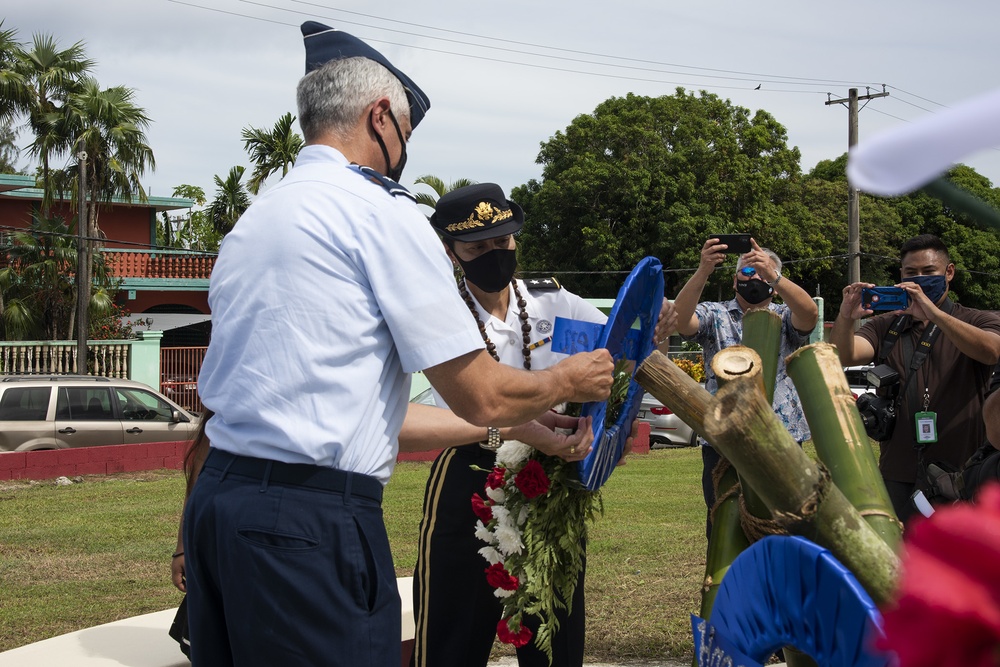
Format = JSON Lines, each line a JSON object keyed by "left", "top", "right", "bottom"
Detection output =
{"left": 915, "top": 411, "right": 938, "bottom": 444}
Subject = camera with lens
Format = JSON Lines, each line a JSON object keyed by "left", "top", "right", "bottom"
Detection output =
{"left": 855, "top": 364, "right": 901, "bottom": 441}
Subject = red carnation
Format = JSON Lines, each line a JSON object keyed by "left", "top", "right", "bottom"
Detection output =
{"left": 484, "top": 562, "right": 519, "bottom": 591}
{"left": 486, "top": 466, "right": 507, "bottom": 490}
{"left": 471, "top": 493, "right": 494, "bottom": 524}
{"left": 877, "top": 483, "right": 1000, "bottom": 667}
{"left": 496, "top": 616, "right": 533, "bottom": 647}
{"left": 514, "top": 459, "right": 550, "bottom": 499}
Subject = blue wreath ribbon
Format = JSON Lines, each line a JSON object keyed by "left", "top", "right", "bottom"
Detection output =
{"left": 550, "top": 256, "right": 664, "bottom": 490}
{"left": 694, "top": 535, "right": 889, "bottom": 667}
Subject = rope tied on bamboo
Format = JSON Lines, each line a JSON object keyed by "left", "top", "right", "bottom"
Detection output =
{"left": 771, "top": 462, "right": 834, "bottom": 533}
{"left": 711, "top": 456, "right": 789, "bottom": 543}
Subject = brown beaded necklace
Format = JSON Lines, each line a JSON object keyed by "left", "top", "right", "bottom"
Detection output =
{"left": 458, "top": 277, "right": 533, "bottom": 370}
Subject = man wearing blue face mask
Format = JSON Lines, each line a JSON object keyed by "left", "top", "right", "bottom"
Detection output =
{"left": 832, "top": 233, "right": 1000, "bottom": 524}
{"left": 674, "top": 237, "right": 819, "bottom": 538}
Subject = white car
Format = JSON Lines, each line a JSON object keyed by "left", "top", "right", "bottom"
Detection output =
{"left": 638, "top": 391, "right": 699, "bottom": 448}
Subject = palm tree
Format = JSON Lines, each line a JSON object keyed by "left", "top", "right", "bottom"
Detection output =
{"left": 412, "top": 175, "right": 478, "bottom": 210}
{"left": 207, "top": 166, "right": 252, "bottom": 235}
{"left": 0, "top": 214, "right": 112, "bottom": 340}
{"left": 242, "top": 112, "right": 303, "bottom": 195}
{"left": 0, "top": 22, "right": 30, "bottom": 124}
{"left": 15, "top": 33, "right": 94, "bottom": 213}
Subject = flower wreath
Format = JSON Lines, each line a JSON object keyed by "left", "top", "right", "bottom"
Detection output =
{"left": 472, "top": 439, "right": 602, "bottom": 661}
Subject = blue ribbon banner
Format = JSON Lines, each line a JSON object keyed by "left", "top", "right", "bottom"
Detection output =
{"left": 550, "top": 256, "right": 664, "bottom": 490}
{"left": 691, "top": 616, "right": 763, "bottom": 667}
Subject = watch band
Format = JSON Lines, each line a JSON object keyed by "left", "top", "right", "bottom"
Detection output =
{"left": 480, "top": 426, "right": 503, "bottom": 451}
{"left": 766, "top": 273, "right": 782, "bottom": 288}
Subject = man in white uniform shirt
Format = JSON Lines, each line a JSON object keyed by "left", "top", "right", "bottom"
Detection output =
{"left": 185, "top": 23, "right": 614, "bottom": 667}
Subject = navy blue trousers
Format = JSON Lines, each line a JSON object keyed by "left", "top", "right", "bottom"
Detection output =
{"left": 183, "top": 449, "right": 398, "bottom": 667}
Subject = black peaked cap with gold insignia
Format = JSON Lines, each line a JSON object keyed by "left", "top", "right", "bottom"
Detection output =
{"left": 430, "top": 183, "right": 524, "bottom": 243}
{"left": 301, "top": 21, "right": 430, "bottom": 129}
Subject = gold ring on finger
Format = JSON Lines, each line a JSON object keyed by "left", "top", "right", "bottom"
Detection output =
{"left": 570, "top": 446, "right": 576, "bottom": 455}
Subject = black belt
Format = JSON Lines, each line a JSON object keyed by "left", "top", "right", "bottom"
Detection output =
{"left": 205, "top": 448, "right": 383, "bottom": 504}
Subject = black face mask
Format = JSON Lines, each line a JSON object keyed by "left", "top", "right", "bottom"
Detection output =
{"left": 456, "top": 248, "right": 517, "bottom": 293}
{"left": 735, "top": 278, "right": 773, "bottom": 305}
{"left": 372, "top": 109, "right": 407, "bottom": 182}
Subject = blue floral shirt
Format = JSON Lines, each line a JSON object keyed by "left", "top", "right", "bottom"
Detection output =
{"left": 686, "top": 298, "right": 811, "bottom": 443}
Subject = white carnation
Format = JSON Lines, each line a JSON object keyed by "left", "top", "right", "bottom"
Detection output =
{"left": 491, "top": 504, "right": 511, "bottom": 525}
{"left": 496, "top": 440, "right": 532, "bottom": 468}
{"left": 478, "top": 545, "right": 503, "bottom": 565}
{"left": 494, "top": 587, "right": 516, "bottom": 599}
{"left": 495, "top": 523, "right": 525, "bottom": 556}
{"left": 517, "top": 505, "right": 529, "bottom": 526}
{"left": 486, "top": 486, "right": 506, "bottom": 504}
{"left": 474, "top": 520, "right": 495, "bottom": 544}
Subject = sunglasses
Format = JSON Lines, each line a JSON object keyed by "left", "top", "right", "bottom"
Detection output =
{"left": 739, "top": 266, "right": 756, "bottom": 278}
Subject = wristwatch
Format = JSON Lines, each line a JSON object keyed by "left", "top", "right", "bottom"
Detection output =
{"left": 480, "top": 426, "right": 503, "bottom": 451}
{"left": 765, "top": 271, "right": 782, "bottom": 288}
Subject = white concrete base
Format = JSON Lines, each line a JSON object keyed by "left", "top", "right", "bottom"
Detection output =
{"left": 0, "top": 577, "right": 416, "bottom": 666}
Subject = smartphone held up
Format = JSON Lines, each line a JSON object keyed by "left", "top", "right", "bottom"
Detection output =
{"left": 710, "top": 234, "right": 751, "bottom": 254}
{"left": 862, "top": 286, "right": 910, "bottom": 312}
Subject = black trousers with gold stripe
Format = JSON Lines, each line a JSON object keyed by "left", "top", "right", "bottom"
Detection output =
{"left": 410, "top": 444, "right": 586, "bottom": 667}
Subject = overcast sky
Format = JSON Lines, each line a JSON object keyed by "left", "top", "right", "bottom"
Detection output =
{"left": 5, "top": 0, "right": 1000, "bottom": 207}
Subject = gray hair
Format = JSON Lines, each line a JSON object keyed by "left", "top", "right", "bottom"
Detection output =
{"left": 296, "top": 56, "right": 410, "bottom": 142}
{"left": 736, "top": 247, "right": 782, "bottom": 273}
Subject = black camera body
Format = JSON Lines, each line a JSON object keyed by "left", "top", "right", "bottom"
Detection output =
{"left": 856, "top": 364, "right": 901, "bottom": 441}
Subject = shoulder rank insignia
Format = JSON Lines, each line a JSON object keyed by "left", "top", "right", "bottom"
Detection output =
{"left": 525, "top": 277, "right": 561, "bottom": 291}
{"left": 347, "top": 164, "right": 417, "bottom": 202}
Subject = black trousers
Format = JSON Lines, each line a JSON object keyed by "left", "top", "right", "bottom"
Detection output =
{"left": 410, "top": 444, "right": 586, "bottom": 667}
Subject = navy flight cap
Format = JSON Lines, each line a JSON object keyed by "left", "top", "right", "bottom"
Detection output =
{"left": 301, "top": 21, "right": 430, "bottom": 129}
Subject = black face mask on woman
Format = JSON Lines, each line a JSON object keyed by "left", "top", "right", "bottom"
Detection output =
{"left": 456, "top": 248, "right": 517, "bottom": 293}
{"left": 735, "top": 278, "right": 774, "bottom": 305}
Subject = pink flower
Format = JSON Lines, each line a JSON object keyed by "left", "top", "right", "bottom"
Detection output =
{"left": 471, "top": 493, "right": 493, "bottom": 524}
{"left": 877, "top": 483, "right": 1000, "bottom": 667}
{"left": 514, "top": 459, "right": 550, "bottom": 500}
{"left": 485, "top": 562, "right": 519, "bottom": 591}
{"left": 496, "top": 616, "right": 533, "bottom": 647}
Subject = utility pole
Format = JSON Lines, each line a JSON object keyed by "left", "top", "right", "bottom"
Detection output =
{"left": 76, "top": 151, "right": 88, "bottom": 374}
{"left": 826, "top": 86, "right": 889, "bottom": 286}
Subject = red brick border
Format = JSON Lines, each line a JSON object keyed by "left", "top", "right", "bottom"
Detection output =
{"left": 0, "top": 425, "right": 649, "bottom": 481}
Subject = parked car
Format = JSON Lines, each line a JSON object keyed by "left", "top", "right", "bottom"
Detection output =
{"left": 0, "top": 375, "right": 201, "bottom": 452}
{"left": 843, "top": 364, "right": 876, "bottom": 399}
{"left": 638, "top": 391, "right": 700, "bottom": 449}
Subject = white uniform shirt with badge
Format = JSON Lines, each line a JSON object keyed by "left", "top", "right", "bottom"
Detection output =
{"left": 431, "top": 277, "right": 608, "bottom": 409}
{"left": 198, "top": 145, "right": 485, "bottom": 484}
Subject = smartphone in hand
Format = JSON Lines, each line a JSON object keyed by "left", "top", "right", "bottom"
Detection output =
{"left": 710, "top": 234, "right": 751, "bottom": 254}
{"left": 862, "top": 287, "right": 909, "bottom": 312}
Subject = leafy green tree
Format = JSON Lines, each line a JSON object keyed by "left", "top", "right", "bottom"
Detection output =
{"left": 0, "top": 22, "right": 29, "bottom": 125}
{"left": 242, "top": 112, "right": 303, "bottom": 195}
{"left": 207, "top": 166, "right": 251, "bottom": 235}
{"left": 158, "top": 184, "right": 223, "bottom": 251}
{"left": 0, "top": 121, "right": 19, "bottom": 173}
{"left": 0, "top": 214, "right": 113, "bottom": 340}
{"left": 512, "top": 89, "right": 802, "bottom": 297}
{"left": 14, "top": 33, "right": 94, "bottom": 214}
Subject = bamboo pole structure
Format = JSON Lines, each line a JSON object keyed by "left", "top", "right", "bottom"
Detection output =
{"left": 700, "top": 369, "right": 900, "bottom": 604}
{"left": 741, "top": 309, "right": 782, "bottom": 402}
{"left": 697, "top": 463, "right": 750, "bottom": 620}
{"left": 710, "top": 345, "right": 772, "bottom": 523}
{"left": 786, "top": 343, "right": 902, "bottom": 550}
{"left": 632, "top": 350, "right": 713, "bottom": 434}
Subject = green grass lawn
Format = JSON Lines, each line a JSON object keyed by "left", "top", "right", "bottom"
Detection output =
{"left": 0, "top": 448, "right": 706, "bottom": 661}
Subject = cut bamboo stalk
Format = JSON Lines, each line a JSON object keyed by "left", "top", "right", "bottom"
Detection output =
{"left": 741, "top": 309, "right": 782, "bottom": 403}
{"left": 699, "top": 369, "right": 899, "bottom": 604}
{"left": 698, "top": 462, "right": 750, "bottom": 622}
{"left": 786, "top": 343, "right": 902, "bottom": 550}
{"left": 633, "top": 350, "right": 712, "bottom": 436}
{"left": 712, "top": 346, "right": 771, "bottom": 521}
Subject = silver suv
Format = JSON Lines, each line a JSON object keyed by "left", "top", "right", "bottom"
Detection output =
{"left": 0, "top": 375, "right": 200, "bottom": 452}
